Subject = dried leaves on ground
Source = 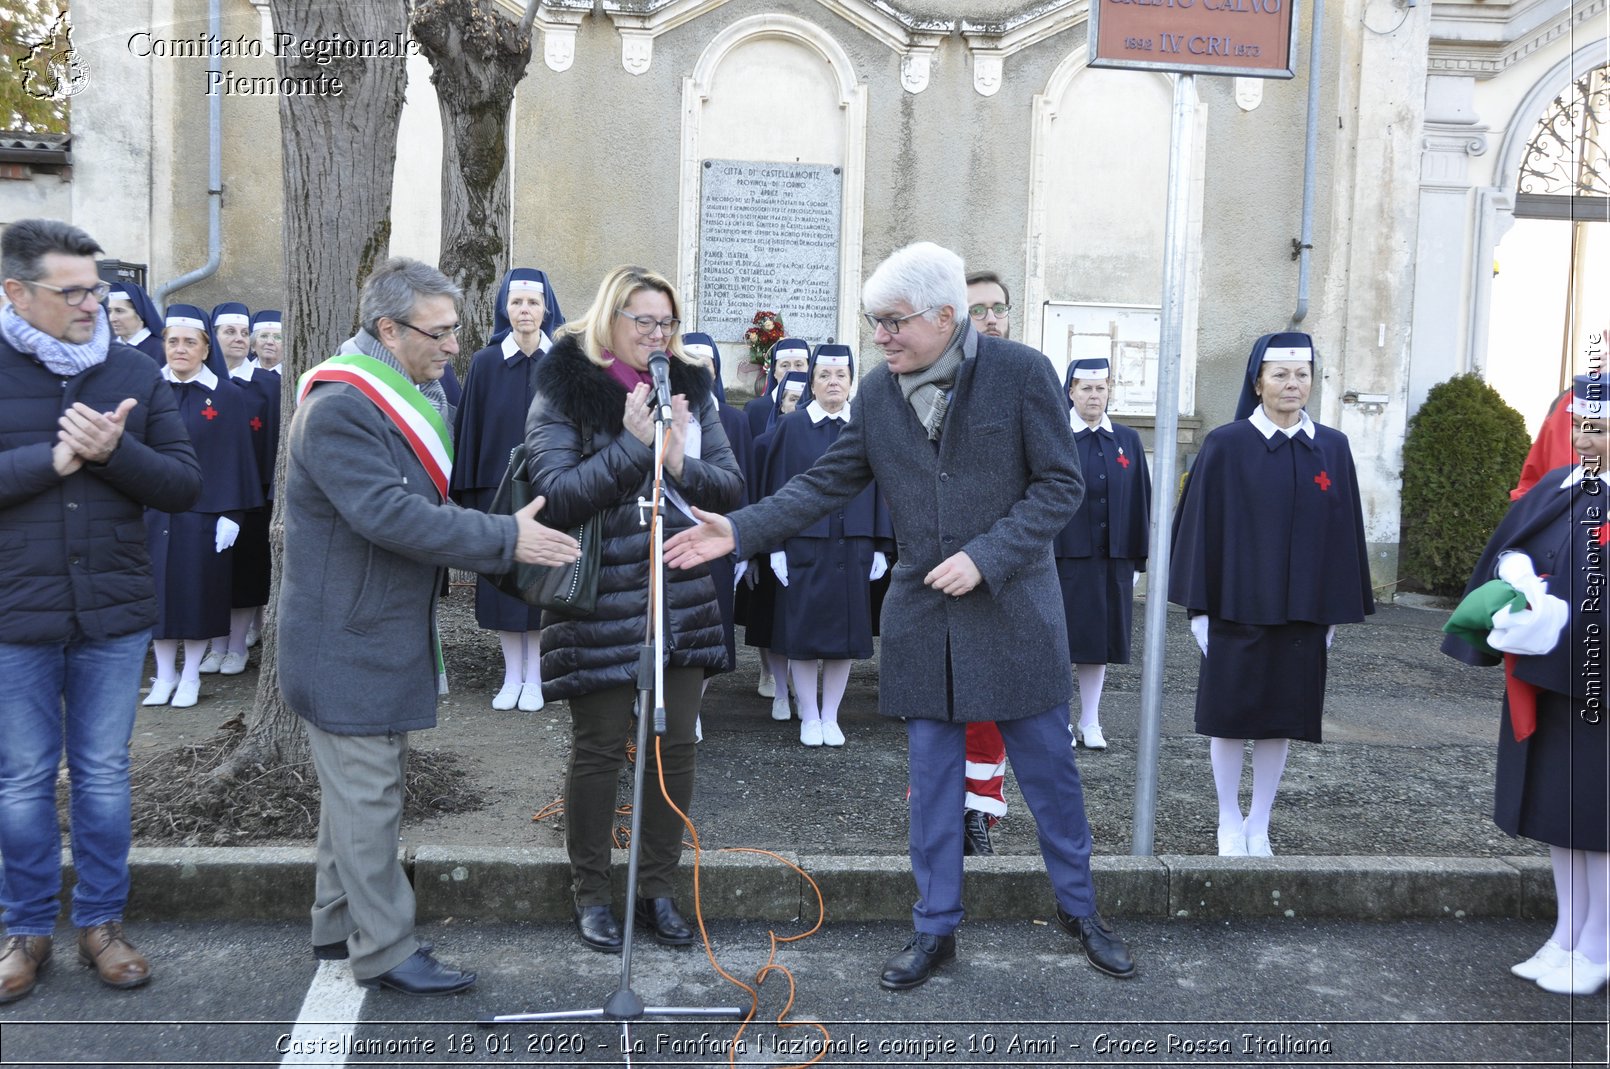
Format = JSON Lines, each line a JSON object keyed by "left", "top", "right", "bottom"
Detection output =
{"left": 109, "top": 714, "right": 486, "bottom": 846}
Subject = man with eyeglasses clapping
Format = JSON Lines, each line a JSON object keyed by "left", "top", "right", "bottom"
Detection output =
{"left": 0, "top": 219, "right": 202, "bottom": 1003}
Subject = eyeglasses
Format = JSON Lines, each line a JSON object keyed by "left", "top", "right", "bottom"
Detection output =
{"left": 393, "top": 319, "right": 460, "bottom": 342}
{"left": 28, "top": 280, "right": 112, "bottom": 306}
{"left": 969, "top": 303, "right": 1010, "bottom": 320}
{"left": 862, "top": 308, "right": 933, "bottom": 335}
{"left": 617, "top": 310, "right": 679, "bottom": 336}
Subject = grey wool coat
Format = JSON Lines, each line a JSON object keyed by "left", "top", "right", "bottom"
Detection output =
{"left": 731, "top": 328, "right": 1085, "bottom": 722}
{"left": 278, "top": 380, "right": 519, "bottom": 735}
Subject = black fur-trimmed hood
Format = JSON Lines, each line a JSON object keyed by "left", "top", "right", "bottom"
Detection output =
{"left": 533, "top": 333, "right": 715, "bottom": 436}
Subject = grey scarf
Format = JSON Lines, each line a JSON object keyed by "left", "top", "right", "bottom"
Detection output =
{"left": 348, "top": 328, "right": 456, "bottom": 434}
{"left": 897, "top": 321, "right": 967, "bottom": 441}
{"left": 0, "top": 302, "right": 110, "bottom": 377}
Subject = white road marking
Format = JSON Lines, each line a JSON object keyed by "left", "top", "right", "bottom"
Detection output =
{"left": 279, "top": 960, "right": 367, "bottom": 1065}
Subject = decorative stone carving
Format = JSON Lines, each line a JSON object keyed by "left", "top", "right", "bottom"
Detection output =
{"left": 621, "top": 30, "right": 654, "bottom": 75}
{"left": 973, "top": 50, "right": 1004, "bottom": 97}
{"left": 1235, "top": 77, "right": 1263, "bottom": 111}
{"left": 544, "top": 26, "right": 576, "bottom": 72}
{"left": 1421, "top": 122, "right": 1489, "bottom": 187}
{"left": 901, "top": 51, "right": 932, "bottom": 93}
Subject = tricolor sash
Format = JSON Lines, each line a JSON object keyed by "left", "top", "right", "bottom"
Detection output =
{"left": 299, "top": 353, "right": 456, "bottom": 694}
{"left": 298, "top": 353, "right": 454, "bottom": 500}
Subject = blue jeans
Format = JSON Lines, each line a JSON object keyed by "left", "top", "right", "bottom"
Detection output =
{"left": 0, "top": 630, "right": 149, "bottom": 935}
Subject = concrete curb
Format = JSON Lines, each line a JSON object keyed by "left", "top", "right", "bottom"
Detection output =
{"left": 19, "top": 848, "right": 1546, "bottom": 925}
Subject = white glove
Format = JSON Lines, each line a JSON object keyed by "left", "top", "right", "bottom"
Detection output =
{"left": 1133, "top": 572, "right": 1141, "bottom": 589}
{"left": 733, "top": 558, "right": 749, "bottom": 590}
{"left": 1191, "top": 614, "right": 1209, "bottom": 655}
{"left": 770, "top": 550, "right": 789, "bottom": 586}
{"left": 1490, "top": 551, "right": 1570, "bottom": 656}
{"left": 869, "top": 551, "right": 888, "bottom": 581}
{"left": 1325, "top": 624, "right": 1336, "bottom": 649}
{"left": 214, "top": 516, "right": 240, "bottom": 553}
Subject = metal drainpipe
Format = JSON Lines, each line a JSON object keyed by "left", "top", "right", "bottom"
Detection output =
{"left": 155, "top": 0, "right": 222, "bottom": 308}
{"left": 1289, "top": 0, "right": 1325, "bottom": 327}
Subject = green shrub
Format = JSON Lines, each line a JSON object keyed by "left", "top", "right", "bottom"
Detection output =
{"left": 1400, "top": 373, "right": 1532, "bottom": 595}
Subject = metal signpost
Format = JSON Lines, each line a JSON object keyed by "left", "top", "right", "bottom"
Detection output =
{"left": 1084, "top": 0, "right": 1301, "bottom": 855}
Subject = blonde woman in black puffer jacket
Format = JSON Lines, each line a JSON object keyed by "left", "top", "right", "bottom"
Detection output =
{"left": 524, "top": 265, "right": 742, "bottom": 956}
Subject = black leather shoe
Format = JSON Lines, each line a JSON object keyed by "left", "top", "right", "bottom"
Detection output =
{"left": 878, "top": 931, "right": 956, "bottom": 990}
{"left": 356, "top": 949, "right": 476, "bottom": 995}
{"left": 574, "top": 905, "right": 623, "bottom": 953}
{"left": 1055, "top": 908, "right": 1135, "bottom": 978}
{"left": 634, "top": 897, "right": 695, "bottom": 946}
{"left": 963, "top": 809, "right": 995, "bottom": 856}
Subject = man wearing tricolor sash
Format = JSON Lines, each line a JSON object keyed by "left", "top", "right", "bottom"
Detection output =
{"left": 277, "top": 258, "right": 579, "bottom": 996}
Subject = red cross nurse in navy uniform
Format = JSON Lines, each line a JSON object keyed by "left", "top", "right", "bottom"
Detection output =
{"left": 1168, "top": 331, "right": 1374, "bottom": 857}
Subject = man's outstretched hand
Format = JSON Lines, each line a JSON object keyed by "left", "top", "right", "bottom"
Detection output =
{"left": 513, "top": 495, "right": 583, "bottom": 566}
{"left": 663, "top": 506, "right": 735, "bottom": 569}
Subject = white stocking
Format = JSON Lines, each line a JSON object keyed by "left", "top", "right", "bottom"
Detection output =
{"left": 181, "top": 639, "right": 208, "bottom": 683}
{"left": 1209, "top": 737, "right": 1245, "bottom": 830}
{"left": 150, "top": 639, "right": 179, "bottom": 685}
{"left": 227, "top": 607, "right": 254, "bottom": 655}
{"left": 1245, "top": 738, "right": 1290, "bottom": 838}
{"left": 789, "top": 660, "right": 821, "bottom": 722}
{"left": 1580, "top": 851, "right": 1609, "bottom": 965}
{"left": 1075, "top": 663, "right": 1106, "bottom": 730}
{"left": 819, "top": 660, "right": 851, "bottom": 724}
{"left": 523, "top": 630, "right": 543, "bottom": 685}
{"left": 497, "top": 631, "right": 523, "bottom": 689}
{"left": 766, "top": 651, "right": 791, "bottom": 697}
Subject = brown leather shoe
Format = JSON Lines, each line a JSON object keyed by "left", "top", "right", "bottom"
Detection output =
{"left": 0, "top": 935, "right": 52, "bottom": 1003}
{"left": 77, "top": 922, "right": 151, "bottom": 989}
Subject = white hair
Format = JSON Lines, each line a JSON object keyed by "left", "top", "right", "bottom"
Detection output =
{"left": 862, "top": 241, "right": 967, "bottom": 325}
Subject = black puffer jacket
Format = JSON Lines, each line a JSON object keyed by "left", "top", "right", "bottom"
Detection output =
{"left": 525, "top": 335, "right": 743, "bottom": 699}
{"left": 0, "top": 337, "right": 202, "bottom": 642}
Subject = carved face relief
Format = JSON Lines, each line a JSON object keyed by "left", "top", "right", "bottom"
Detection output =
{"left": 622, "top": 35, "right": 652, "bottom": 76}
{"left": 901, "top": 53, "right": 930, "bottom": 94}
{"left": 545, "top": 30, "right": 575, "bottom": 73}
{"left": 973, "top": 54, "right": 1003, "bottom": 97}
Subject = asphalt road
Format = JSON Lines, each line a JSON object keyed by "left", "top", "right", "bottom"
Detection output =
{"left": 1, "top": 917, "right": 1604, "bottom": 1068}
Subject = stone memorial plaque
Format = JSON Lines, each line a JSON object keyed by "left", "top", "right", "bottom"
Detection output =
{"left": 697, "top": 159, "right": 842, "bottom": 343}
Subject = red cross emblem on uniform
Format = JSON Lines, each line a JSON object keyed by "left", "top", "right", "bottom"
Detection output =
{"left": 202, "top": 405, "right": 218, "bottom": 421}
{"left": 1314, "top": 471, "right": 1331, "bottom": 492}
{"left": 1596, "top": 522, "right": 1609, "bottom": 547}
{"left": 1116, "top": 451, "right": 1130, "bottom": 469}
{"left": 250, "top": 416, "right": 262, "bottom": 431}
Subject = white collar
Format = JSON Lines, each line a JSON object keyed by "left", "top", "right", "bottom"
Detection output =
{"left": 1560, "top": 464, "right": 1604, "bottom": 489}
{"left": 808, "top": 400, "right": 850, "bottom": 423}
{"left": 228, "top": 360, "right": 255, "bottom": 382}
{"left": 502, "top": 331, "right": 551, "bottom": 361}
{"left": 1250, "top": 404, "right": 1315, "bottom": 440}
{"left": 127, "top": 327, "right": 151, "bottom": 346}
{"left": 1071, "top": 412, "right": 1113, "bottom": 434}
{"left": 163, "top": 364, "right": 219, "bottom": 390}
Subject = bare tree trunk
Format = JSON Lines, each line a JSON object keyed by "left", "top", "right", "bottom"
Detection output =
{"left": 412, "top": 0, "right": 534, "bottom": 362}
{"left": 211, "top": 0, "right": 408, "bottom": 781}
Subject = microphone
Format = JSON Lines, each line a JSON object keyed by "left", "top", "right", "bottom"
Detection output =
{"left": 647, "top": 351, "right": 675, "bottom": 423}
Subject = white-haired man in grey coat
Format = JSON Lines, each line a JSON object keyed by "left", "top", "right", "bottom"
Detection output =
{"left": 666, "top": 241, "right": 1134, "bottom": 990}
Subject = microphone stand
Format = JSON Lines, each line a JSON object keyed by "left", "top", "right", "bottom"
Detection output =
{"left": 485, "top": 398, "right": 743, "bottom": 1040}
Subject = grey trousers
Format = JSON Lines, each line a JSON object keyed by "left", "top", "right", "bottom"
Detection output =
{"left": 305, "top": 721, "right": 419, "bottom": 980}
